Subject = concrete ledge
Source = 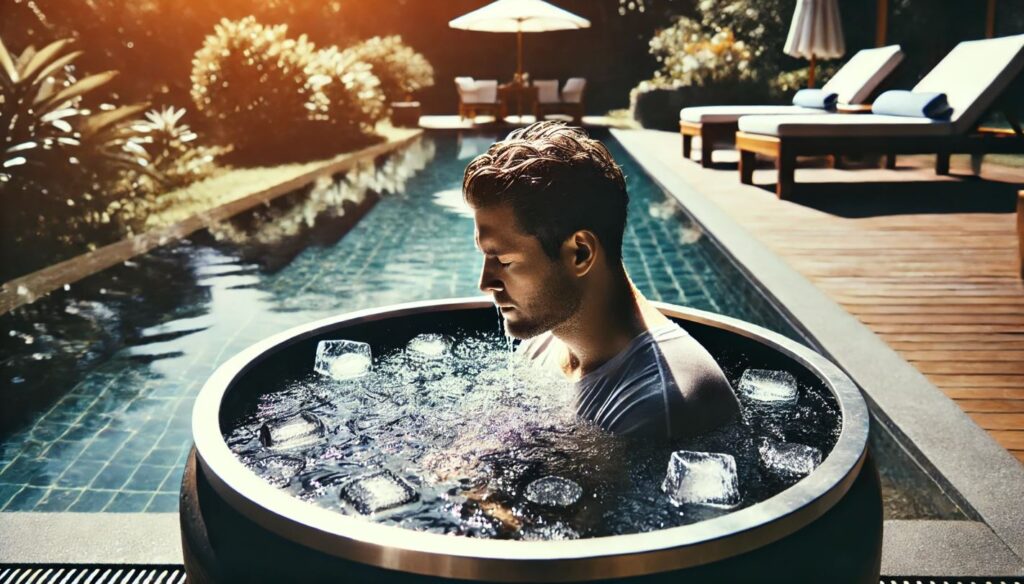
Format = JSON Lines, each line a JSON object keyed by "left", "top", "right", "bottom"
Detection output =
{"left": 0, "top": 513, "right": 181, "bottom": 564}
{"left": 882, "top": 521, "right": 1024, "bottom": 577}
{"left": 612, "top": 128, "right": 1024, "bottom": 569}
{"left": 0, "top": 129, "right": 423, "bottom": 315}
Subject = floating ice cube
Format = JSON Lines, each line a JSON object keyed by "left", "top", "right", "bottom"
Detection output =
{"left": 340, "top": 469, "right": 419, "bottom": 514}
{"left": 661, "top": 450, "right": 741, "bottom": 507}
{"left": 520, "top": 522, "right": 580, "bottom": 541}
{"left": 759, "top": 440, "right": 822, "bottom": 478}
{"left": 406, "top": 334, "right": 448, "bottom": 359}
{"left": 260, "top": 412, "right": 326, "bottom": 451}
{"left": 738, "top": 369, "right": 798, "bottom": 405}
{"left": 315, "top": 340, "right": 372, "bottom": 381}
{"left": 257, "top": 454, "right": 305, "bottom": 487}
{"left": 524, "top": 476, "right": 582, "bottom": 507}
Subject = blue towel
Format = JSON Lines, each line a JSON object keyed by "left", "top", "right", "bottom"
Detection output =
{"left": 791, "top": 89, "right": 839, "bottom": 111}
{"left": 871, "top": 90, "right": 952, "bottom": 119}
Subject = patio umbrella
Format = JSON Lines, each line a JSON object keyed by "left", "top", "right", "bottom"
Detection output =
{"left": 449, "top": 0, "right": 590, "bottom": 85}
{"left": 784, "top": 0, "right": 846, "bottom": 88}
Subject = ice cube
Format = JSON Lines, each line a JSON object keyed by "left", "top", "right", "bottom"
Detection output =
{"left": 260, "top": 412, "right": 326, "bottom": 451}
{"left": 759, "top": 440, "right": 822, "bottom": 478}
{"left": 661, "top": 450, "right": 741, "bottom": 507}
{"left": 406, "top": 333, "right": 448, "bottom": 359}
{"left": 315, "top": 340, "right": 372, "bottom": 381}
{"left": 256, "top": 454, "right": 305, "bottom": 487}
{"left": 524, "top": 476, "right": 582, "bottom": 507}
{"left": 738, "top": 369, "right": 798, "bottom": 405}
{"left": 340, "top": 469, "right": 419, "bottom": 514}
{"left": 520, "top": 522, "right": 580, "bottom": 541}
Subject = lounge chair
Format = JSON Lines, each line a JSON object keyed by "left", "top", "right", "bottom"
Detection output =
{"left": 680, "top": 45, "right": 904, "bottom": 167}
{"left": 456, "top": 77, "right": 501, "bottom": 121}
{"left": 534, "top": 77, "right": 586, "bottom": 124}
{"left": 734, "top": 34, "right": 1024, "bottom": 198}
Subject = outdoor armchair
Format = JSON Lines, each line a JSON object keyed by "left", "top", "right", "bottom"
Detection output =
{"left": 534, "top": 77, "right": 586, "bottom": 124}
{"left": 456, "top": 77, "right": 501, "bottom": 121}
{"left": 679, "top": 45, "right": 904, "bottom": 167}
{"left": 734, "top": 34, "right": 1024, "bottom": 198}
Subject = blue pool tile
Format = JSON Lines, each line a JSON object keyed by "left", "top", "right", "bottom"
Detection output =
{"left": 160, "top": 466, "right": 185, "bottom": 494}
{"left": 68, "top": 489, "right": 115, "bottom": 512}
{"left": 0, "top": 483, "right": 22, "bottom": 508}
{"left": 142, "top": 448, "right": 180, "bottom": 467}
{"left": 106, "top": 491, "right": 153, "bottom": 512}
{"left": 35, "top": 488, "right": 83, "bottom": 511}
{"left": 145, "top": 493, "right": 178, "bottom": 512}
{"left": 40, "top": 439, "right": 88, "bottom": 460}
{"left": 0, "top": 456, "right": 47, "bottom": 486}
{"left": 4, "top": 486, "right": 48, "bottom": 511}
{"left": 56, "top": 460, "right": 106, "bottom": 488}
{"left": 124, "top": 465, "right": 172, "bottom": 492}
{"left": 29, "top": 458, "right": 72, "bottom": 486}
{"left": 90, "top": 463, "right": 135, "bottom": 490}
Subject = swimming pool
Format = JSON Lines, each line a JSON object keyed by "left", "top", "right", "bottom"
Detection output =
{"left": 0, "top": 131, "right": 965, "bottom": 518}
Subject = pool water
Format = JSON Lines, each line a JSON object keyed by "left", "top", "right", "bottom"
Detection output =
{"left": 0, "top": 132, "right": 966, "bottom": 519}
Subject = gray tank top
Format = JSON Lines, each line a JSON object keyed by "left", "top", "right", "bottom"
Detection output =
{"left": 517, "top": 323, "right": 736, "bottom": 439}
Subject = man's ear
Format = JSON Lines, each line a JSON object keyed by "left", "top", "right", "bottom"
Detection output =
{"left": 562, "top": 230, "right": 599, "bottom": 276}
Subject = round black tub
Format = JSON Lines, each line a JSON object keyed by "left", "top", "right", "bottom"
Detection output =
{"left": 181, "top": 298, "right": 881, "bottom": 583}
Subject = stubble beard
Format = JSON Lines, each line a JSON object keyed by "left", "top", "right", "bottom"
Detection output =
{"left": 502, "top": 272, "right": 582, "bottom": 340}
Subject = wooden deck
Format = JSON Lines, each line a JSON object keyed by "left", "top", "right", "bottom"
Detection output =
{"left": 632, "top": 130, "right": 1024, "bottom": 464}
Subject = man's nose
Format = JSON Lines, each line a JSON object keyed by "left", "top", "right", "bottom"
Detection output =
{"left": 478, "top": 258, "right": 504, "bottom": 293}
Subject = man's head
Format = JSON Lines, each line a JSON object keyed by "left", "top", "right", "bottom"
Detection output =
{"left": 463, "top": 121, "right": 629, "bottom": 339}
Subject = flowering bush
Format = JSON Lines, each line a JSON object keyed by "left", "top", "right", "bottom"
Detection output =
{"left": 342, "top": 36, "right": 435, "bottom": 102}
{"left": 190, "top": 17, "right": 385, "bottom": 165}
{"left": 648, "top": 17, "right": 754, "bottom": 87}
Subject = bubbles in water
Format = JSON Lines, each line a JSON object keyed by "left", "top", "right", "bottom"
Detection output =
{"left": 661, "top": 450, "right": 741, "bottom": 508}
{"left": 406, "top": 333, "right": 448, "bottom": 359}
{"left": 521, "top": 522, "right": 580, "bottom": 541}
{"left": 315, "top": 340, "right": 372, "bottom": 381}
{"left": 257, "top": 454, "right": 305, "bottom": 487}
{"left": 340, "top": 469, "right": 419, "bottom": 514}
{"left": 525, "top": 476, "right": 583, "bottom": 507}
{"left": 738, "top": 369, "right": 798, "bottom": 405}
{"left": 758, "top": 439, "right": 822, "bottom": 479}
{"left": 260, "top": 412, "right": 327, "bottom": 451}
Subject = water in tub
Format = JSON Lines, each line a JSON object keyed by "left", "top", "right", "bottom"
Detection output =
{"left": 225, "top": 330, "right": 840, "bottom": 539}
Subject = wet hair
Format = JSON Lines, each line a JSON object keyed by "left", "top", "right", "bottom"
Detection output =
{"left": 462, "top": 121, "right": 628, "bottom": 262}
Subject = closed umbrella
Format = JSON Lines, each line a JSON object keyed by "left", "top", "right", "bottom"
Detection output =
{"left": 449, "top": 0, "right": 590, "bottom": 85}
{"left": 784, "top": 0, "right": 846, "bottom": 88}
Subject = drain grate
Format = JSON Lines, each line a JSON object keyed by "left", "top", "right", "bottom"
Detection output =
{"left": 880, "top": 580, "right": 1022, "bottom": 584}
{"left": 0, "top": 566, "right": 185, "bottom": 584}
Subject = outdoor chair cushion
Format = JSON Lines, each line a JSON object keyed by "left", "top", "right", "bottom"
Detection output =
{"left": 820, "top": 44, "right": 904, "bottom": 105}
{"left": 459, "top": 79, "right": 498, "bottom": 104}
{"left": 680, "top": 105, "right": 822, "bottom": 123}
{"left": 561, "top": 78, "right": 586, "bottom": 103}
{"left": 792, "top": 88, "right": 839, "bottom": 110}
{"left": 737, "top": 112, "right": 952, "bottom": 138}
{"left": 871, "top": 90, "right": 951, "bottom": 119}
{"left": 534, "top": 80, "right": 560, "bottom": 104}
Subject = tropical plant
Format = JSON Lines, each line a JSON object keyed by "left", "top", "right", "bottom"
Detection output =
{"left": 190, "top": 17, "right": 385, "bottom": 165}
{"left": 129, "top": 106, "right": 225, "bottom": 192}
{"left": 0, "top": 36, "right": 152, "bottom": 269}
{"left": 341, "top": 36, "right": 434, "bottom": 102}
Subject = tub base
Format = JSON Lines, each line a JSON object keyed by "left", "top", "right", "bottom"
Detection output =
{"left": 180, "top": 447, "right": 882, "bottom": 583}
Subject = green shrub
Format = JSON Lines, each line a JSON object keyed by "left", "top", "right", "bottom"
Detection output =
{"left": 130, "top": 106, "right": 225, "bottom": 192}
{"left": 190, "top": 17, "right": 385, "bottom": 166}
{"left": 342, "top": 35, "right": 434, "bottom": 103}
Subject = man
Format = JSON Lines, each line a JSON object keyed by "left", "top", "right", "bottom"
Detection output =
{"left": 463, "top": 121, "right": 739, "bottom": 440}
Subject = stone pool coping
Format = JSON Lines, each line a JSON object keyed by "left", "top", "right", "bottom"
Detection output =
{"left": 0, "top": 128, "right": 423, "bottom": 316}
{"left": 612, "top": 129, "right": 1024, "bottom": 576}
{"left": 1, "top": 129, "right": 1021, "bottom": 578}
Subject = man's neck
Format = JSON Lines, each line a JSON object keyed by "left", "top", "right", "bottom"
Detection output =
{"left": 551, "top": 265, "right": 670, "bottom": 380}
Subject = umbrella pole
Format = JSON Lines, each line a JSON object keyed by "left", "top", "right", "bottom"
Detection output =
{"left": 516, "top": 29, "right": 523, "bottom": 84}
{"left": 808, "top": 54, "right": 816, "bottom": 89}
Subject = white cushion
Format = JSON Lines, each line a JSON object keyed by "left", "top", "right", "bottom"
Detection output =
{"left": 912, "top": 34, "right": 1024, "bottom": 132}
{"left": 680, "top": 105, "right": 823, "bottom": 123}
{"left": 821, "top": 45, "right": 904, "bottom": 105}
{"left": 562, "top": 78, "right": 586, "bottom": 103}
{"left": 534, "top": 80, "right": 560, "bottom": 104}
{"left": 465, "top": 79, "right": 498, "bottom": 104}
{"left": 738, "top": 113, "right": 953, "bottom": 138}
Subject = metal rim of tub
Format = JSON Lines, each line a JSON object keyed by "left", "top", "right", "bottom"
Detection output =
{"left": 192, "top": 297, "right": 869, "bottom": 582}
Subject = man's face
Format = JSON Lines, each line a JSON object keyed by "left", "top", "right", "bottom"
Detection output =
{"left": 472, "top": 203, "right": 581, "bottom": 339}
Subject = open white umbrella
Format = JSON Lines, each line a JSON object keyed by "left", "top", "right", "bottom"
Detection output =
{"left": 784, "top": 0, "right": 846, "bottom": 88}
{"left": 449, "top": 0, "right": 590, "bottom": 85}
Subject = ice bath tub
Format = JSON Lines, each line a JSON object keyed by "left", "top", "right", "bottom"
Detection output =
{"left": 180, "top": 298, "right": 881, "bottom": 583}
